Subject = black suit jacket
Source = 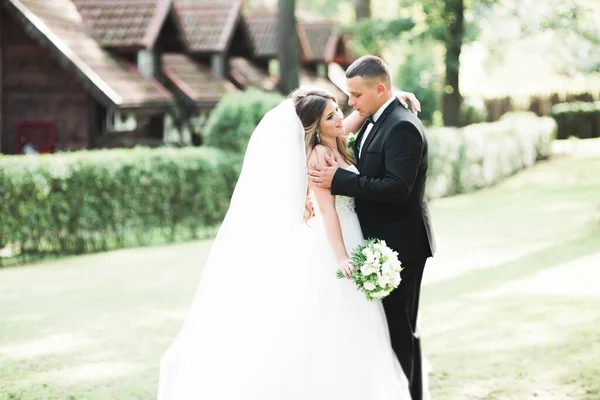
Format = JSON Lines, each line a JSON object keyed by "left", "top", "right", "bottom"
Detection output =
{"left": 332, "top": 98, "right": 436, "bottom": 262}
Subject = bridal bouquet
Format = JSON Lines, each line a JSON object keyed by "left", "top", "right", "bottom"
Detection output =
{"left": 336, "top": 238, "right": 403, "bottom": 301}
{"left": 345, "top": 132, "right": 357, "bottom": 148}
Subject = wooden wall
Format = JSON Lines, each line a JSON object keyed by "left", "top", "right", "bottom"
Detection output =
{"left": 0, "top": 11, "right": 95, "bottom": 154}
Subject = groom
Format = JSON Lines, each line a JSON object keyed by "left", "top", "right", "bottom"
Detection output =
{"left": 309, "top": 55, "right": 436, "bottom": 400}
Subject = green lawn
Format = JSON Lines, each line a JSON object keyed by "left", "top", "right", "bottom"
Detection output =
{"left": 422, "top": 153, "right": 600, "bottom": 400}
{"left": 1, "top": 154, "right": 599, "bottom": 400}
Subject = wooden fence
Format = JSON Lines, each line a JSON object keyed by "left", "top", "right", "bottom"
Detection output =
{"left": 483, "top": 91, "right": 600, "bottom": 139}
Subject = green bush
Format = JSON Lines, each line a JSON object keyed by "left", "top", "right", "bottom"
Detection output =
{"left": 427, "top": 112, "right": 557, "bottom": 199}
{"left": 203, "top": 89, "right": 285, "bottom": 154}
{"left": 0, "top": 147, "right": 242, "bottom": 258}
{"left": 550, "top": 101, "right": 600, "bottom": 140}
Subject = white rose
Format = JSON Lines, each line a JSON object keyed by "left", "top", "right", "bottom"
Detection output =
{"left": 363, "top": 281, "right": 377, "bottom": 291}
{"left": 366, "top": 252, "right": 379, "bottom": 265}
{"left": 360, "top": 263, "right": 377, "bottom": 276}
{"left": 381, "top": 261, "right": 393, "bottom": 275}
{"left": 385, "top": 248, "right": 398, "bottom": 260}
{"left": 377, "top": 274, "right": 391, "bottom": 288}
{"left": 391, "top": 273, "right": 402, "bottom": 287}
{"left": 373, "top": 243, "right": 385, "bottom": 253}
{"left": 390, "top": 260, "right": 402, "bottom": 273}
{"left": 370, "top": 290, "right": 389, "bottom": 299}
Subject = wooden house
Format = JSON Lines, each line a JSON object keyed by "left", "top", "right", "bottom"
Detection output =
{"left": 0, "top": 0, "right": 241, "bottom": 153}
{"left": 74, "top": 0, "right": 236, "bottom": 146}
{"left": 0, "top": 0, "right": 177, "bottom": 154}
{"left": 237, "top": 11, "right": 354, "bottom": 105}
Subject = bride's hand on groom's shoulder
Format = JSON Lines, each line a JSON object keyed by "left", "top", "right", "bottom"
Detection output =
{"left": 395, "top": 91, "right": 421, "bottom": 115}
{"left": 308, "top": 155, "right": 338, "bottom": 189}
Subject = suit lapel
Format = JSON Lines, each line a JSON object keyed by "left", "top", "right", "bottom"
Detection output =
{"left": 358, "top": 98, "right": 400, "bottom": 169}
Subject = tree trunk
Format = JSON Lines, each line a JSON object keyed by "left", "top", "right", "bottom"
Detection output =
{"left": 277, "top": 0, "right": 299, "bottom": 94}
{"left": 442, "top": 0, "right": 464, "bottom": 127}
{"left": 355, "top": 0, "right": 371, "bottom": 21}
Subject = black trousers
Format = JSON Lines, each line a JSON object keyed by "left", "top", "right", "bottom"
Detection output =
{"left": 382, "top": 258, "right": 427, "bottom": 400}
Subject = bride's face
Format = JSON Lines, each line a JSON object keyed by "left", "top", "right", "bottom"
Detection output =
{"left": 318, "top": 100, "right": 345, "bottom": 139}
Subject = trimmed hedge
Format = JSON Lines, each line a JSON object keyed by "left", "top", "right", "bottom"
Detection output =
{"left": 0, "top": 147, "right": 242, "bottom": 257}
{"left": 550, "top": 100, "right": 600, "bottom": 140}
{"left": 427, "top": 112, "right": 557, "bottom": 199}
{"left": 0, "top": 110, "right": 557, "bottom": 260}
{"left": 203, "top": 89, "right": 285, "bottom": 154}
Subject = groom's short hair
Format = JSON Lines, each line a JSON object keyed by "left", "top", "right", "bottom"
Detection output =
{"left": 346, "top": 55, "right": 392, "bottom": 88}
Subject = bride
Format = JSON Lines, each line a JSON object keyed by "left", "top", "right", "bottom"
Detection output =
{"left": 157, "top": 88, "right": 425, "bottom": 399}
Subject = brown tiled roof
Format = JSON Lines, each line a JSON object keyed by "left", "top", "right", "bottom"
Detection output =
{"left": 177, "top": 1, "right": 242, "bottom": 53}
{"left": 299, "top": 21, "right": 338, "bottom": 63}
{"left": 229, "top": 57, "right": 277, "bottom": 91}
{"left": 163, "top": 54, "right": 236, "bottom": 106}
{"left": 245, "top": 11, "right": 309, "bottom": 60}
{"left": 6, "top": 0, "right": 173, "bottom": 110}
{"left": 73, "top": 0, "right": 173, "bottom": 50}
{"left": 244, "top": 11, "right": 278, "bottom": 58}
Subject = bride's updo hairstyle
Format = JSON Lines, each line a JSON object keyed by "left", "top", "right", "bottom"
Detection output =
{"left": 291, "top": 88, "right": 355, "bottom": 167}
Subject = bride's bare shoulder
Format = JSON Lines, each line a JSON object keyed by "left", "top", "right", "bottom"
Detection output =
{"left": 309, "top": 145, "right": 332, "bottom": 163}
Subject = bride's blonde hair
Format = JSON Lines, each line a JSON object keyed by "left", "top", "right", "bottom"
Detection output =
{"left": 292, "top": 88, "right": 356, "bottom": 221}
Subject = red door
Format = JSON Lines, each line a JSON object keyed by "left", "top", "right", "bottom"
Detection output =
{"left": 16, "top": 121, "right": 55, "bottom": 154}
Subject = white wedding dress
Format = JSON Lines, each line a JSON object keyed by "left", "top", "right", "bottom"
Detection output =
{"left": 157, "top": 101, "right": 411, "bottom": 399}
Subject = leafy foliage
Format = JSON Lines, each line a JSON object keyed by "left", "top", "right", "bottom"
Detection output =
{"left": 394, "top": 38, "right": 443, "bottom": 124}
{"left": 341, "top": 18, "right": 415, "bottom": 56}
{"left": 203, "top": 90, "right": 285, "bottom": 154}
{"left": 0, "top": 148, "right": 242, "bottom": 258}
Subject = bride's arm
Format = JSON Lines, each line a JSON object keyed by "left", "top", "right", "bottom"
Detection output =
{"left": 309, "top": 146, "right": 352, "bottom": 278}
{"left": 342, "top": 110, "right": 366, "bottom": 135}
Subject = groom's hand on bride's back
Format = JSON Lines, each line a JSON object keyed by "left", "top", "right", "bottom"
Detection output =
{"left": 308, "top": 155, "right": 338, "bottom": 189}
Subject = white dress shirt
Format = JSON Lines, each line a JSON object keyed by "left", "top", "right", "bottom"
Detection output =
{"left": 358, "top": 95, "right": 396, "bottom": 158}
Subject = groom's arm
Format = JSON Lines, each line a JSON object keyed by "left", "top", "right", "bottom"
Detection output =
{"left": 331, "top": 121, "right": 423, "bottom": 203}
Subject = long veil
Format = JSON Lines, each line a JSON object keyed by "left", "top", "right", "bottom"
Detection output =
{"left": 158, "top": 99, "right": 317, "bottom": 399}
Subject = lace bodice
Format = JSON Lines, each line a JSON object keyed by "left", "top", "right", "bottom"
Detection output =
{"left": 310, "top": 164, "right": 358, "bottom": 216}
{"left": 334, "top": 195, "right": 356, "bottom": 214}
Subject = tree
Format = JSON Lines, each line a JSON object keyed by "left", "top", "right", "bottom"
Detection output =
{"left": 346, "top": 0, "right": 597, "bottom": 125}
{"left": 395, "top": 0, "right": 497, "bottom": 126}
{"left": 355, "top": 0, "right": 371, "bottom": 21}
{"left": 342, "top": 0, "right": 492, "bottom": 126}
{"left": 277, "top": 0, "right": 299, "bottom": 94}
{"left": 441, "top": 0, "right": 464, "bottom": 127}
{"left": 515, "top": 0, "right": 600, "bottom": 72}
{"left": 417, "top": 0, "right": 598, "bottom": 126}
{"left": 343, "top": 17, "right": 415, "bottom": 57}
